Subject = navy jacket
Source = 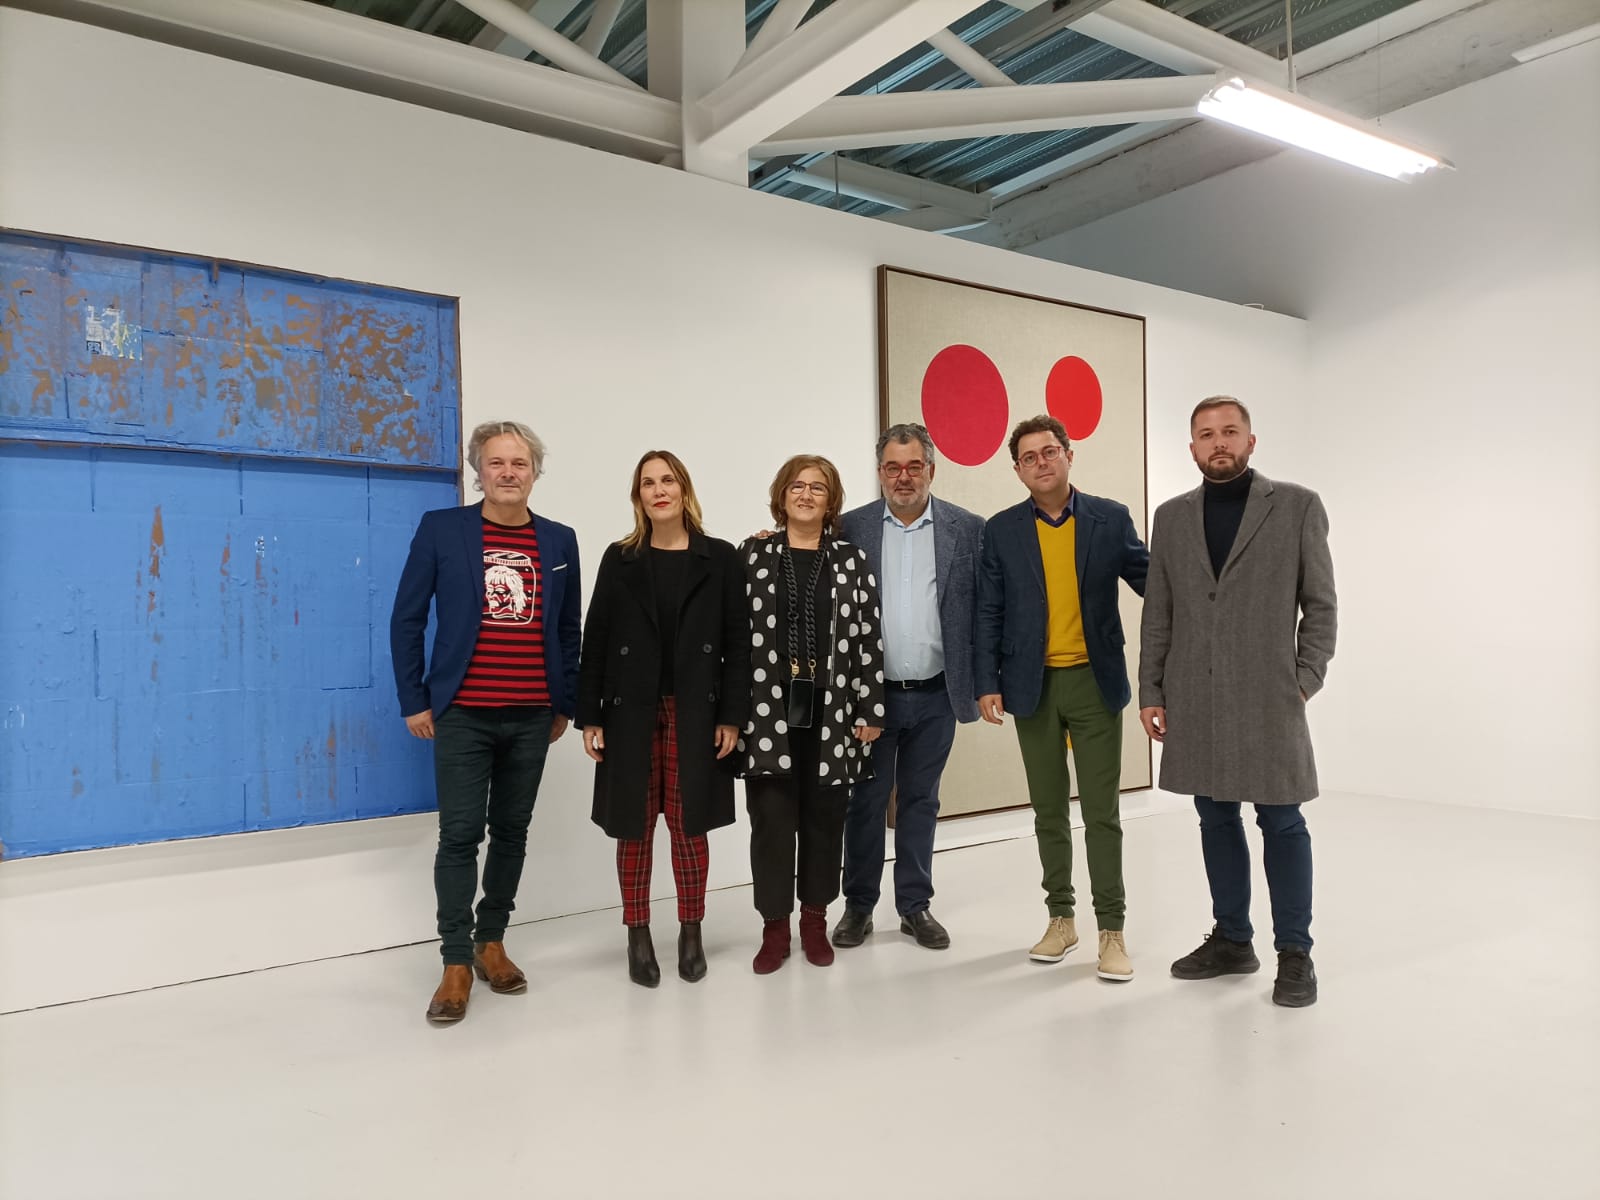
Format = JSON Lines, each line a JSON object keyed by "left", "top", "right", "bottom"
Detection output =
{"left": 840, "top": 496, "right": 984, "bottom": 724}
{"left": 975, "top": 490, "right": 1149, "bottom": 717}
{"left": 390, "top": 503, "right": 582, "bottom": 720}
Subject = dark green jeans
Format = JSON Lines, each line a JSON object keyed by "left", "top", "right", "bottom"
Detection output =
{"left": 432, "top": 704, "right": 554, "bottom": 964}
{"left": 1013, "top": 665, "right": 1124, "bottom": 929}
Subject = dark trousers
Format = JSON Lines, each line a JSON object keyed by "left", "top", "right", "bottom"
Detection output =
{"left": 746, "top": 726, "right": 847, "bottom": 920}
{"left": 432, "top": 703, "right": 554, "bottom": 964}
{"left": 842, "top": 685, "right": 956, "bottom": 916}
{"left": 1194, "top": 796, "right": 1314, "bottom": 951}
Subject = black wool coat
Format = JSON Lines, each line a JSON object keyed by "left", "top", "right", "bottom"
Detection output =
{"left": 576, "top": 534, "right": 752, "bottom": 840}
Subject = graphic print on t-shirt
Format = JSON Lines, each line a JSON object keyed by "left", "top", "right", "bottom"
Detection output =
{"left": 484, "top": 549, "right": 537, "bottom": 624}
{"left": 455, "top": 519, "right": 550, "bottom": 708}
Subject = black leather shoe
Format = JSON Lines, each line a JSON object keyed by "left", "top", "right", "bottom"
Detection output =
{"left": 627, "top": 926, "right": 660, "bottom": 988}
{"left": 899, "top": 909, "right": 951, "bottom": 950}
{"left": 1272, "top": 947, "right": 1318, "bottom": 1007}
{"left": 678, "top": 921, "right": 707, "bottom": 983}
{"left": 831, "top": 908, "right": 874, "bottom": 948}
{"left": 1171, "top": 926, "right": 1260, "bottom": 980}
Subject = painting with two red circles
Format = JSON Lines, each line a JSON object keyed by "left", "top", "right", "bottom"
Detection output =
{"left": 877, "top": 266, "right": 1152, "bottom": 816}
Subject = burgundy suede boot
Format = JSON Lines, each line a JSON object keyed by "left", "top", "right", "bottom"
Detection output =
{"left": 799, "top": 904, "right": 835, "bottom": 966}
{"left": 752, "top": 918, "right": 791, "bottom": 975}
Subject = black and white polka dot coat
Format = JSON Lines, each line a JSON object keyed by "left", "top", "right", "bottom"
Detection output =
{"left": 735, "top": 534, "right": 887, "bottom": 785}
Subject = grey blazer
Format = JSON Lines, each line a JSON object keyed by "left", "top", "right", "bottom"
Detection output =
{"left": 1139, "top": 472, "right": 1337, "bottom": 805}
{"left": 841, "top": 495, "right": 984, "bottom": 724}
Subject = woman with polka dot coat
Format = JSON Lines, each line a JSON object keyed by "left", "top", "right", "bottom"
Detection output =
{"left": 738, "top": 454, "right": 886, "bottom": 975}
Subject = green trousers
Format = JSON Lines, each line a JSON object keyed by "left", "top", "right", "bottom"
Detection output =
{"left": 1013, "top": 665, "right": 1125, "bottom": 929}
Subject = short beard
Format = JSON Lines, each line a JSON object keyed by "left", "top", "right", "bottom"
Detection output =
{"left": 1199, "top": 453, "right": 1250, "bottom": 483}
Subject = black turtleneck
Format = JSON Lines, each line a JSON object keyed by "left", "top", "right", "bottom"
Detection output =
{"left": 1203, "top": 468, "right": 1254, "bottom": 577}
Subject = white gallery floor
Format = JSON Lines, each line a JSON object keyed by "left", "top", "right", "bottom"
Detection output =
{"left": 2, "top": 793, "right": 1596, "bottom": 1200}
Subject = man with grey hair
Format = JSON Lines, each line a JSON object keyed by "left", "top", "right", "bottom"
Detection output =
{"left": 391, "top": 420, "right": 581, "bottom": 1024}
{"left": 832, "top": 423, "right": 984, "bottom": 951}
{"left": 1139, "top": 396, "right": 1336, "bottom": 1007}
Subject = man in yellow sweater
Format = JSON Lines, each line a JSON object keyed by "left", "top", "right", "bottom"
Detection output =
{"left": 976, "top": 415, "right": 1150, "bottom": 980}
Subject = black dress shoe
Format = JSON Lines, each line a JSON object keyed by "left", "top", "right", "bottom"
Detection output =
{"left": 627, "top": 926, "right": 660, "bottom": 988}
{"left": 831, "top": 908, "right": 873, "bottom": 948}
{"left": 1272, "top": 947, "right": 1318, "bottom": 1007}
{"left": 678, "top": 921, "right": 707, "bottom": 983}
{"left": 899, "top": 909, "right": 951, "bottom": 950}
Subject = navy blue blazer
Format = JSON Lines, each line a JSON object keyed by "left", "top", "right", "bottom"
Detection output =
{"left": 975, "top": 490, "right": 1149, "bottom": 717}
{"left": 840, "top": 495, "right": 984, "bottom": 724}
{"left": 390, "top": 502, "right": 582, "bottom": 720}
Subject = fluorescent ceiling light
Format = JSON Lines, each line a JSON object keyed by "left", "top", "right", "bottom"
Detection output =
{"left": 1198, "top": 76, "right": 1451, "bottom": 181}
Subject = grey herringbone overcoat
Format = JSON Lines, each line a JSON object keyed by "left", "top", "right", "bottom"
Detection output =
{"left": 1138, "top": 473, "right": 1336, "bottom": 805}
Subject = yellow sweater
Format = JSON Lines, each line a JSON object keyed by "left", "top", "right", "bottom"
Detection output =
{"left": 1037, "top": 514, "right": 1088, "bottom": 668}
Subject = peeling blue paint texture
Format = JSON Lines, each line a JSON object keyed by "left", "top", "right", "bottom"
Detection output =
{"left": 0, "top": 232, "right": 461, "bottom": 857}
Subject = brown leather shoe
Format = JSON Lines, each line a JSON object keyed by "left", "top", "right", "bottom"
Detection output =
{"left": 472, "top": 941, "right": 528, "bottom": 994}
{"left": 426, "top": 964, "right": 472, "bottom": 1024}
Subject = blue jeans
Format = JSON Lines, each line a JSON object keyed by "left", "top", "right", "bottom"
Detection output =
{"left": 1194, "top": 796, "right": 1313, "bottom": 951}
{"left": 842, "top": 686, "right": 957, "bottom": 916}
{"left": 432, "top": 704, "right": 554, "bottom": 964}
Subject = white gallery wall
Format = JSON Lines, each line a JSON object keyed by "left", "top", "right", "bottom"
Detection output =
{"left": 1032, "top": 38, "right": 1600, "bottom": 821}
{"left": 0, "top": 10, "right": 1308, "bottom": 1011}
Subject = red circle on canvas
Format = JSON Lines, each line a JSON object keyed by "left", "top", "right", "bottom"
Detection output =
{"left": 920, "top": 344, "right": 1008, "bottom": 466}
{"left": 1046, "top": 356, "right": 1103, "bottom": 441}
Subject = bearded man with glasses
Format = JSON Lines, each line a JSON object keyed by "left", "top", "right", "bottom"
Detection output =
{"left": 829, "top": 423, "right": 985, "bottom": 952}
{"left": 976, "top": 414, "right": 1150, "bottom": 982}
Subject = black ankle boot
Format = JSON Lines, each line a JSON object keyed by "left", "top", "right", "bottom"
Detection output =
{"left": 627, "top": 926, "right": 660, "bottom": 988}
{"left": 678, "top": 922, "right": 707, "bottom": 983}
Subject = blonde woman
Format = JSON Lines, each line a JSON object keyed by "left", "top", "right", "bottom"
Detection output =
{"left": 578, "top": 451, "right": 750, "bottom": 986}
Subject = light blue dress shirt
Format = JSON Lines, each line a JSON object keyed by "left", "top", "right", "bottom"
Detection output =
{"left": 879, "top": 499, "right": 944, "bottom": 682}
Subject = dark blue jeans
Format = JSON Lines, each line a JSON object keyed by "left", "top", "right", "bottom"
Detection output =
{"left": 433, "top": 704, "right": 554, "bottom": 964}
{"left": 842, "top": 686, "right": 957, "bottom": 916}
{"left": 1194, "top": 796, "right": 1313, "bottom": 951}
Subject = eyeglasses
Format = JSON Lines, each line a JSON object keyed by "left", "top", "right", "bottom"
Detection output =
{"left": 1017, "top": 444, "right": 1066, "bottom": 469}
{"left": 879, "top": 462, "right": 927, "bottom": 478}
{"left": 787, "top": 481, "right": 829, "bottom": 497}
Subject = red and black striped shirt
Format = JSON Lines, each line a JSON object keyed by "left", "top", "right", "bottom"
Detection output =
{"left": 454, "top": 518, "right": 551, "bottom": 707}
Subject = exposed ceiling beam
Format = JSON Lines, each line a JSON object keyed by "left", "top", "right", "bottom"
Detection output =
{"left": 754, "top": 74, "right": 1214, "bottom": 156}
{"left": 734, "top": 0, "right": 815, "bottom": 72}
{"left": 977, "top": 0, "right": 1598, "bottom": 251}
{"left": 926, "top": 27, "right": 1015, "bottom": 86}
{"left": 1074, "top": 0, "right": 1286, "bottom": 78}
{"left": 784, "top": 155, "right": 992, "bottom": 218}
{"left": 451, "top": 0, "right": 642, "bottom": 89}
{"left": 576, "top": 0, "right": 623, "bottom": 57}
{"left": 470, "top": 0, "right": 583, "bottom": 57}
{"left": 14, "top": 0, "right": 678, "bottom": 155}
{"left": 858, "top": 0, "right": 1112, "bottom": 99}
{"left": 692, "top": 0, "right": 980, "bottom": 156}
{"left": 650, "top": 0, "right": 747, "bottom": 183}
{"left": 985, "top": 123, "right": 1174, "bottom": 198}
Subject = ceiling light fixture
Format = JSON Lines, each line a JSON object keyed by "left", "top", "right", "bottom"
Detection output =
{"left": 1197, "top": 75, "right": 1452, "bottom": 180}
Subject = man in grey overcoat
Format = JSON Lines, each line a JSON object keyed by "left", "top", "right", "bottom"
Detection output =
{"left": 1138, "top": 396, "right": 1336, "bottom": 1007}
{"left": 832, "top": 423, "right": 984, "bottom": 951}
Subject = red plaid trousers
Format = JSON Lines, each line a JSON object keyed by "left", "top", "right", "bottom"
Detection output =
{"left": 617, "top": 697, "right": 709, "bottom": 926}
